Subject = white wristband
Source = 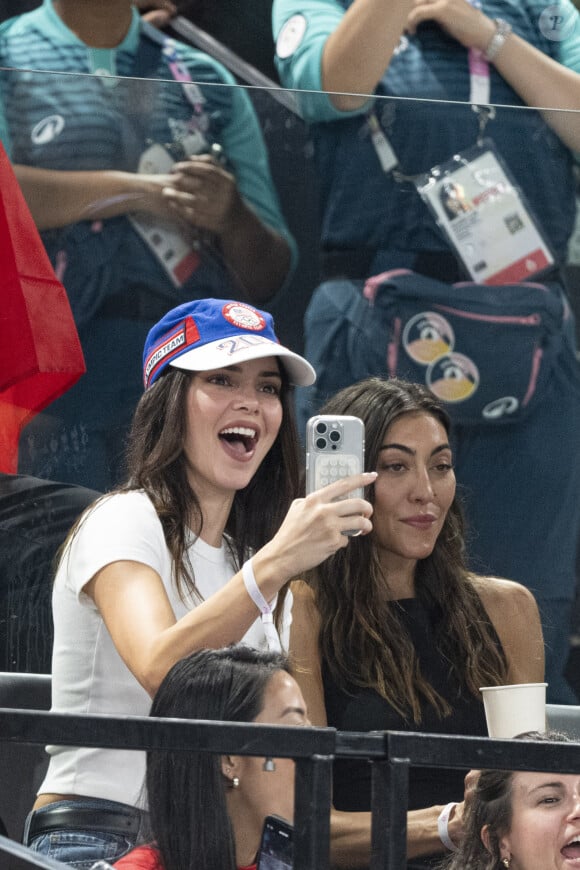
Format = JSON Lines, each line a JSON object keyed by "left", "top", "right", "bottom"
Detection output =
{"left": 241, "top": 558, "right": 282, "bottom": 653}
{"left": 437, "top": 802, "right": 459, "bottom": 852}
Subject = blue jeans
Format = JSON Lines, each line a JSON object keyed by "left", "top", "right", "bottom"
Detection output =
{"left": 23, "top": 798, "right": 150, "bottom": 869}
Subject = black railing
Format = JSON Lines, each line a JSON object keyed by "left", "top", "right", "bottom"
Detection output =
{"left": 2, "top": 709, "right": 580, "bottom": 870}
{"left": 0, "top": 709, "right": 335, "bottom": 870}
{"left": 367, "top": 731, "right": 580, "bottom": 869}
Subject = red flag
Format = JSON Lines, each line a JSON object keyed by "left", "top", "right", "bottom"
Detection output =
{"left": 0, "top": 143, "right": 85, "bottom": 472}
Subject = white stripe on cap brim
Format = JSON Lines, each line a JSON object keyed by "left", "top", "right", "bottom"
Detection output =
{"left": 168, "top": 335, "right": 316, "bottom": 386}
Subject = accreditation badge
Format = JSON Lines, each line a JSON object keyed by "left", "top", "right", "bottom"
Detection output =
{"left": 416, "top": 140, "right": 555, "bottom": 285}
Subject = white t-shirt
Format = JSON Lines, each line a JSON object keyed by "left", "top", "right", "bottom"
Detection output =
{"left": 40, "top": 490, "right": 293, "bottom": 807}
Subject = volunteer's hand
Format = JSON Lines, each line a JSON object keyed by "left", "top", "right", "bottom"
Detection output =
{"left": 162, "top": 155, "right": 243, "bottom": 237}
{"left": 406, "top": 0, "right": 496, "bottom": 51}
{"left": 134, "top": 0, "right": 177, "bottom": 28}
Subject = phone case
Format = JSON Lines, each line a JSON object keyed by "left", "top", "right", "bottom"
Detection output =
{"left": 305, "top": 415, "right": 365, "bottom": 499}
{"left": 257, "top": 814, "right": 294, "bottom": 870}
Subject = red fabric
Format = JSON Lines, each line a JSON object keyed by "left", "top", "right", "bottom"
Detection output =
{"left": 114, "top": 846, "right": 163, "bottom": 870}
{"left": 114, "top": 845, "right": 257, "bottom": 870}
{"left": 0, "top": 143, "right": 85, "bottom": 471}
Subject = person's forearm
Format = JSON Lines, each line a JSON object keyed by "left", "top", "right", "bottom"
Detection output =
{"left": 142, "top": 571, "right": 278, "bottom": 695}
{"left": 13, "top": 165, "right": 169, "bottom": 230}
{"left": 490, "top": 33, "right": 580, "bottom": 152}
{"left": 103, "top": 556, "right": 293, "bottom": 698}
{"left": 219, "top": 197, "right": 292, "bottom": 303}
{"left": 405, "top": 2, "right": 579, "bottom": 150}
{"left": 321, "top": 0, "right": 413, "bottom": 111}
{"left": 406, "top": 804, "right": 448, "bottom": 859}
{"left": 329, "top": 805, "right": 447, "bottom": 866}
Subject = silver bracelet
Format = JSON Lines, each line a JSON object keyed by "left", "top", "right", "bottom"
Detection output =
{"left": 484, "top": 18, "right": 513, "bottom": 62}
{"left": 437, "top": 802, "right": 459, "bottom": 852}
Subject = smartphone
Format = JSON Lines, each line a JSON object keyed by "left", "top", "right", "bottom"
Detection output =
{"left": 305, "top": 415, "right": 365, "bottom": 500}
{"left": 256, "top": 814, "right": 294, "bottom": 870}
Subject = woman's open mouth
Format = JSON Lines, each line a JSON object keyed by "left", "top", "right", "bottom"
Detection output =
{"left": 219, "top": 426, "right": 258, "bottom": 460}
{"left": 562, "top": 835, "right": 580, "bottom": 862}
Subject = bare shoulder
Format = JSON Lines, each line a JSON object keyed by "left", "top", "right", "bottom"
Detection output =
{"left": 292, "top": 578, "right": 316, "bottom": 604}
{"left": 470, "top": 574, "right": 544, "bottom": 682}
{"left": 290, "top": 580, "right": 320, "bottom": 625}
{"left": 289, "top": 580, "right": 327, "bottom": 725}
{"left": 471, "top": 574, "right": 538, "bottom": 617}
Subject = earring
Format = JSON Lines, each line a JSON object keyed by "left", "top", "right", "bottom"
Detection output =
{"left": 231, "top": 776, "right": 240, "bottom": 789}
{"left": 263, "top": 758, "right": 276, "bottom": 772}
{"left": 502, "top": 859, "right": 510, "bottom": 869}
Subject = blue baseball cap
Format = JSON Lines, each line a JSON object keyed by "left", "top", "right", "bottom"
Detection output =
{"left": 143, "top": 298, "right": 316, "bottom": 389}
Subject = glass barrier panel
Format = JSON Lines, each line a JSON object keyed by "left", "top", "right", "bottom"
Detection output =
{"left": 0, "top": 64, "right": 579, "bottom": 703}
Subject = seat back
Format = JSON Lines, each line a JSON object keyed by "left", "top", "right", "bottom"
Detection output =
{"left": 0, "top": 673, "right": 51, "bottom": 846}
{"left": 546, "top": 703, "right": 580, "bottom": 740}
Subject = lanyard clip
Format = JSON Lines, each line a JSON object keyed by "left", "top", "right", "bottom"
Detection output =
{"left": 472, "top": 104, "right": 496, "bottom": 146}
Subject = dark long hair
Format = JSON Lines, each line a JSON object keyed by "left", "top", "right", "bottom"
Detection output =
{"left": 146, "top": 645, "right": 291, "bottom": 870}
{"left": 311, "top": 377, "right": 507, "bottom": 724}
{"left": 444, "top": 731, "right": 571, "bottom": 870}
{"left": 121, "top": 365, "right": 301, "bottom": 607}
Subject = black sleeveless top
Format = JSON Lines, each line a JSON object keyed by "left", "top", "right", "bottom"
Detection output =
{"left": 323, "top": 598, "right": 497, "bottom": 865}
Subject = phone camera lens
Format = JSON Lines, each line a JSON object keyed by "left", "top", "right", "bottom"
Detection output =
{"left": 315, "top": 422, "right": 327, "bottom": 435}
{"left": 316, "top": 437, "right": 327, "bottom": 450}
{"left": 329, "top": 430, "right": 341, "bottom": 443}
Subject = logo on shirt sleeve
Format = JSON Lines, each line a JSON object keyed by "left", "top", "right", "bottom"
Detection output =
{"left": 276, "top": 14, "right": 308, "bottom": 59}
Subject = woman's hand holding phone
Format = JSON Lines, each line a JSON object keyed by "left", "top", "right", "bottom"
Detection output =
{"left": 254, "top": 471, "right": 376, "bottom": 585}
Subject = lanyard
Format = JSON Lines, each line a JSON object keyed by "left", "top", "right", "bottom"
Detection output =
{"left": 161, "top": 39, "right": 207, "bottom": 113}
{"left": 368, "top": 4, "right": 494, "bottom": 178}
{"left": 467, "top": 0, "right": 491, "bottom": 105}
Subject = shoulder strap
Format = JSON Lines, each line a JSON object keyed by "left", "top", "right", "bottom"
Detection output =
{"left": 131, "top": 21, "right": 168, "bottom": 79}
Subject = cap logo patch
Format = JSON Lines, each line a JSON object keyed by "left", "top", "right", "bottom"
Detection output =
{"left": 144, "top": 316, "right": 200, "bottom": 387}
{"left": 222, "top": 302, "right": 266, "bottom": 332}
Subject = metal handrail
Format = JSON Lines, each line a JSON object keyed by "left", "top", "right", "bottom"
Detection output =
{"left": 3, "top": 709, "right": 580, "bottom": 870}
{"left": 0, "top": 708, "right": 336, "bottom": 870}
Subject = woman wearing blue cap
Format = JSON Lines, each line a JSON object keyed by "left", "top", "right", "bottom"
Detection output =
{"left": 22, "top": 297, "right": 377, "bottom": 868}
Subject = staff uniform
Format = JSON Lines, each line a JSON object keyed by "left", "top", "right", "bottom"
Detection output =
{"left": 0, "top": 0, "right": 295, "bottom": 490}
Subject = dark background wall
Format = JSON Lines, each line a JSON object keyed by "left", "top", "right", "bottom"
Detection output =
{"left": 0, "top": 1, "right": 280, "bottom": 78}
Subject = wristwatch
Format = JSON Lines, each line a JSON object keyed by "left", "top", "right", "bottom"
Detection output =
{"left": 484, "top": 18, "right": 513, "bottom": 62}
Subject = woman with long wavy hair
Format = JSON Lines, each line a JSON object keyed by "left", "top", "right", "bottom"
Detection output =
{"left": 290, "top": 377, "right": 544, "bottom": 868}
{"left": 22, "top": 297, "right": 375, "bottom": 868}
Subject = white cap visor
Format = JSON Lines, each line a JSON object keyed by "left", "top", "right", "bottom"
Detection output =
{"left": 169, "top": 334, "right": 316, "bottom": 386}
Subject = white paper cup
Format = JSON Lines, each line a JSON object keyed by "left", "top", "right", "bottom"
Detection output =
{"left": 479, "top": 683, "right": 548, "bottom": 738}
